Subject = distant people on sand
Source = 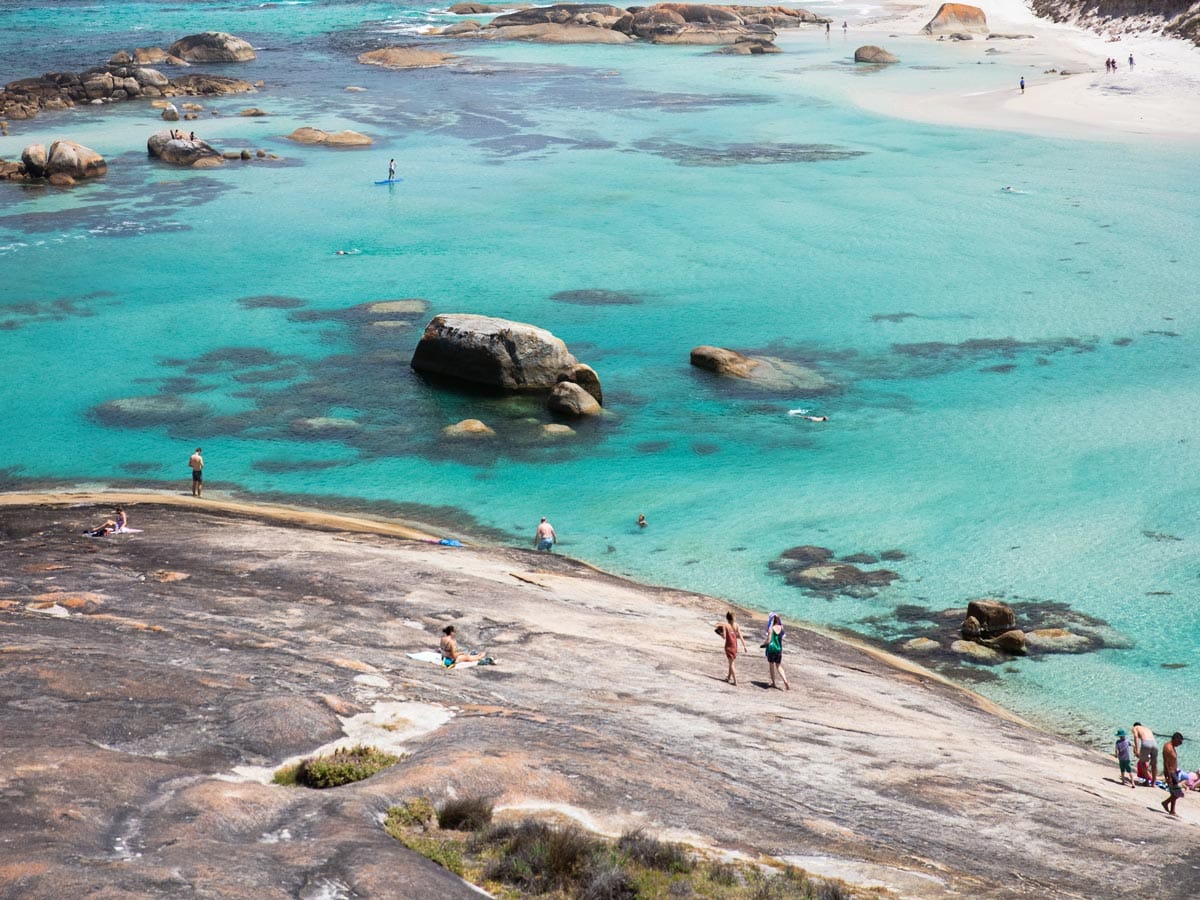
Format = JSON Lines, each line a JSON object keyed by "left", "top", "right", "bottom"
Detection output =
{"left": 1019, "top": 76, "right": 1025, "bottom": 94}
{"left": 439, "top": 624, "right": 488, "bottom": 667}
{"left": 1162, "top": 733, "right": 1185, "bottom": 816}
{"left": 188, "top": 447, "right": 204, "bottom": 497}
{"left": 1133, "top": 722, "right": 1158, "bottom": 785}
{"left": 534, "top": 516, "right": 557, "bottom": 551}
{"left": 715, "top": 611, "right": 748, "bottom": 685}
{"left": 825, "top": 22, "right": 830, "bottom": 36}
{"left": 85, "top": 506, "right": 127, "bottom": 537}
{"left": 1129, "top": 53, "right": 1135, "bottom": 68}
{"left": 1115, "top": 729, "right": 1136, "bottom": 788}
{"left": 762, "top": 613, "right": 790, "bottom": 690}
{"left": 637, "top": 514, "right": 647, "bottom": 529}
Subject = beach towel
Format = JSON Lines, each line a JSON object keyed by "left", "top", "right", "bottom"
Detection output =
{"left": 407, "top": 650, "right": 477, "bottom": 669}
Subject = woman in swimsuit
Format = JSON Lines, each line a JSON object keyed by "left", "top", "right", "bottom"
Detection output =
{"left": 439, "top": 625, "right": 485, "bottom": 667}
{"left": 85, "top": 506, "right": 126, "bottom": 537}
{"left": 717, "top": 610, "right": 748, "bottom": 685}
{"left": 764, "top": 613, "right": 790, "bottom": 690}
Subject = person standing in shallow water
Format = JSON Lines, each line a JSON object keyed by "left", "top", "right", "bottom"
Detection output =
{"left": 534, "top": 516, "right": 557, "bottom": 551}
{"left": 763, "top": 613, "right": 790, "bottom": 690}
{"left": 188, "top": 447, "right": 204, "bottom": 498}
{"left": 717, "top": 611, "right": 748, "bottom": 685}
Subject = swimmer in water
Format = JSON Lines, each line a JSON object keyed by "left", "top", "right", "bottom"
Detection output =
{"left": 804, "top": 415, "right": 828, "bottom": 422}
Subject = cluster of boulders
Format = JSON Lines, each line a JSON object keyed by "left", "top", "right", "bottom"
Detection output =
{"left": 411, "top": 315, "right": 604, "bottom": 436}
{"left": 769, "top": 545, "right": 904, "bottom": 598}
{"left": 0, "top": 140, "right": 107, "bottom": 185}
{"left": 0, "top": 33, "right": 256, "bottom": 122}
{"left": 899, "top": 597, "right": 1128, "bottom": 665}
{"left": 437, "top": 3, "right": 830, "bottom": 50}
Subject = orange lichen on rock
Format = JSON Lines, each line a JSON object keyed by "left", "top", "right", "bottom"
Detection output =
{"left": 329, "top": 657, "right": 378, "bottom": 672}
{"left": 151, "top": 570, "right": 190, "bottom": 582}
{"left": 86, "top": 613, "right": 165, "bottom": 633}
{"left": 921, "top": 2, "right": 988, "bottom": 34}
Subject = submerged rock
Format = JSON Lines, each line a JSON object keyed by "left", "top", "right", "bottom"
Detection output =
{"left": 286, "top": 127, "right": 372, "bottom": 147}
{"left": 922, "top": 3, "right": 988, "bottom": 35}
{"left": 950, "top": 639, "right": 1003, "bottom": 663}
{"left": 690, "top": 346, "right": 830, "bottom": 393}
{"left": 442, "top": 419, "right": 495, "bottom": 438}
{"left": 547, "top": 381, "right": 602, "bottom": 417}
{"left": 357, "top": 47, "right": 457, "bottom": 68}
{"left": 903, "top": 637, "right": 940, "bottom": 653}
{"left": 1024, "top": 628, "right": 1095, "bottom": 654}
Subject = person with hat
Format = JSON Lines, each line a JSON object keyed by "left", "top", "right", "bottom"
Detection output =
{"left": 1162, "top": 733, "right": 1185, "bottom": 816}
{"left": 1115, "top": 729, "right": 1135, "bottom": 788}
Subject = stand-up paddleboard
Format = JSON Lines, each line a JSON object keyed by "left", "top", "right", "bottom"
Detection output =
{"left": 374, "top": 178, "right": 403, "bottom": 184}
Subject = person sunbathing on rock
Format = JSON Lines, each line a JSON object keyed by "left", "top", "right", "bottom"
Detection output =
{"left": 439, "top": 625, "right": 487, "bottom": 667}
{"left": 85, "top": 506, "right": 126, "bottom": 537}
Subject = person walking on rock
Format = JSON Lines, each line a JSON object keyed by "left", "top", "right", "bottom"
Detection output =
{"left": 1115, "top": 729, "right": 1136, "bottom": 788}
{"left": 534, "top": 517, "right": 557, "bottom": 552}
{"left": 763, "top": 613, "right": 790, "bottom": 690}
{"left": 1162, "top": 732, "right": 1185, "bottom": 816}
{"left": 716, "top": 610, "right": 748, "bottom": 685}
{"left": 188, "top": 447, "right": 204, "bottom": 498}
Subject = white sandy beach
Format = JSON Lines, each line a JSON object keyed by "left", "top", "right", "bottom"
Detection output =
{"left": 796, "top": 0, "right": 1200, "bottom": 141}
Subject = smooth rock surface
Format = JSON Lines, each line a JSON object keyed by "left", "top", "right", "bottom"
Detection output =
{"left": 0, "top": 498, "right": 1192, "bottom": 899}
{"left": 855, "top": 44, "right": 900, "bottom": 63}
{"left": 411, "top": 314, "right": 580, "bottom": 392}
{"left": 286, "top": 127, "right": 373, "bottom": 147}
{"left": 357, "top": 47, "right": 457, "bottom": 68}
{"left": 922, "top": 3, "right": 989, "bottom": 35}
{"left": 168, "top": 32, "right": 257, "bottom": 63}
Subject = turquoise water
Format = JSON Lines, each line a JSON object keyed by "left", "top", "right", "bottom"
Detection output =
{"left": 3, "top": 0, "right": 1198, "bottom": 748}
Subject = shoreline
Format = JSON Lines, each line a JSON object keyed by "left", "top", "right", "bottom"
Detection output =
{"left": 793, "top": 0, "right": 1200, "bottom": 142}
{"left": 2, "top": 497, "right": 1195, "bottom": 897}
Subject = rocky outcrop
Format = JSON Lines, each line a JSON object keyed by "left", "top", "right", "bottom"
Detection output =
{"left": 962, "top": 599, "right": 1016, "bottom": 638}
{"left": 854, "top": 45, "right": 900, "bottom": 63}
{"left": 167, "top": 32, "right": 256, "bottom": 63}
{"left": 357, "top": 47, "right": 458, "bottom": 69}
{"left": 286, "top": 127, "right": 373, "bottom": 147}
{"left": 2, "top": 140, "right": 105, "bottom": 185}
{"left": 1030, "top": 0, "right": 1199, "bottom": 47}
{"left": 0, "top": 60, "right": 250, "bottom": 122}
{"left": 452, "top": 3, "right": 829, "bottom": 46}
{"left": 147, "top": 130, "right": 222, "bottom": 167}
{"left": 690, "top": 345, "right": 830, "bottom": 393}
{"left": 411, "top": 314, "right": 589, "bottom": 394}
{"left": 922, "top": 3, "right": 989, "bottom": 34}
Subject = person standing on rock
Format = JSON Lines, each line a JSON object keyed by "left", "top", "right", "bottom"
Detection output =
{"left": 188, "top": 447, "right": 204, "bottom": 498}
{"left": 1162, "top": 733, "right": 1185, "bottom": 816}
{"left": 1133, "top": 722, "right": 1158, "bottom": 785}
{"left": 763, "top": 613, "right": 790, "bottom": 690}
{"left": 716, "top": 611, "right": 748, "bottom": 685}
{"left": 534, "top": 517, "right": 557, "bottom": 552}
{"left": 1115, "top": 729, "right": 1136, "bottom": 788}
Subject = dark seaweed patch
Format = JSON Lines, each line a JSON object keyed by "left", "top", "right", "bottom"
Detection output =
{"left": 635, "top": 441, "right": 671, "bottom": 454}
{"left": 182, "top": 347, "right": 292, "bottom": 374}
{"left": 870, "top": 312, "right": 917, "bottom": 323}
{"left": 692, "top": 442, "right": 720, "bottom": 456}
{"left": 119, "top": 462, "right": 165, "bottom": 474}
{"left": 237, "top": 295, "right": 308, "bottom": 310}
{"left": 252, "top": 458, "right": 353, "bottom": 474}
{"left": 551, "top": 289, "right": 641, "bottom": 306}
{"left": 0, "top": 295, "right": 103, "bottom": 330}
{"left": 634, "top": 139, "right": 865, "bottom": 166}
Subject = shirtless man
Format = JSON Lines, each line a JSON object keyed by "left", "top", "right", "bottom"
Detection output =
{"left": 534, "top": 517, "right": 557, "bottom": 552}
{"left": 1133, "top": 722, "right": 1158, "bottom": 785}
{"left": 188, "top": 447, "right": 204, "bottom": 498}
{"left": 1162, "top": 733, "right": 1185, "bottom": 816}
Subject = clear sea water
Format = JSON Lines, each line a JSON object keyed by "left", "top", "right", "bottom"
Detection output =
{"left": 2, "top": 0, "right": 1198, "bottom": 749}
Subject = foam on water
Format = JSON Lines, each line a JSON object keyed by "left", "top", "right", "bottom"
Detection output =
{"left": 2, "top": 0, "right": 1198, "bottom": 749}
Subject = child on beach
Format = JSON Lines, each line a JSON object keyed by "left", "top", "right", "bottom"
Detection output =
{"left": 1115, "top": 729, "right": 1135, "bottom": 788}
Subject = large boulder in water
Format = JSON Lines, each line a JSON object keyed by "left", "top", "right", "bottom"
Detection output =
{"left": 690, "top": 346, "right": 830, "bottom": 393}
{"left": 168, "top": 32, "right": 256, "bottom": 63}
{"left": 21, "top": 143, "right": 47, "bottom": 177}
{"left": 855, "top": 45, "right": 899, "bottom": 63}
{"left": 547, "top": 381, "right": 602, "bottom": 417}
{"left": 922, "top": 3, "right": 988, "bottom": 35}
{"left": 147, "top": 130, "right": 222, "bottom": 166}
{"left": 411, "top": 314, "right": 584, "bottom": 393}
{"left": 286, "top": 127, "right": 372, "bottom": 147}
{"left": 629, "top": 3, "right": 769, "bottom": 44}
{"left": 45, "top": 140, "right": 107, "bottom": 179}
{"left": 963, "top": 599, "right": 1015, "bottom": 638}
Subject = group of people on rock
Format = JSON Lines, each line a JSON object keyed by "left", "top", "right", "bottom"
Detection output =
{"left": 1115, "top": 723, "right": 1188, "bottom": 815}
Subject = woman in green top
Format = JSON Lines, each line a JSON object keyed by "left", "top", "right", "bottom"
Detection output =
{"left": 764, "top": 613, "right": 790, "bottom": 690}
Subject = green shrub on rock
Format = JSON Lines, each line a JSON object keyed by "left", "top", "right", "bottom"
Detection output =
{"left": 274, "top": 745, "right": 401, "bottom": 789}
{"left": 436, "top": 795, "right": 494, "bottom": 831}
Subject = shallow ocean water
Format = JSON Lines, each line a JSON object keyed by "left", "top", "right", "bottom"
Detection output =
{"left": 2, "top": 0, "right": 1199, "bottom": 747}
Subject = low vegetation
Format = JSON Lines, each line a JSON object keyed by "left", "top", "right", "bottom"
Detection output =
{"left": 384, "top": 796, "right": 865, "bottom": 898}
{"left": 272, "top": 745, "right": 402, "bottom": 789}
